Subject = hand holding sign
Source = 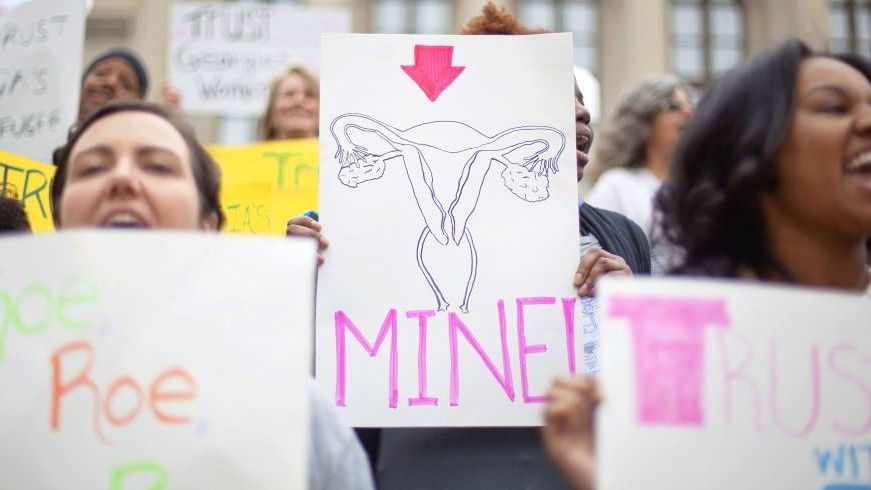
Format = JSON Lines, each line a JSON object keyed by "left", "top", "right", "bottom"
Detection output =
{"left": 286, "top": 214, "right": 328, "bottom": 265}
{"left": 541, "top": 375, "right": 599, "bottom": 490}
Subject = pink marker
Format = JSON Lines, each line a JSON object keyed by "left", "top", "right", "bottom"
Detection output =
{"left": 609, "top": 295, "right": 729, "bottom": 426}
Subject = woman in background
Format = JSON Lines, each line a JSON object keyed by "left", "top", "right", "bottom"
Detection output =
{"left": 259, "top": 65, "right": 320, "bottom": 141}
{"left": 586, "top": 75, "right": 692, "bottom": 237}
{"left": 543, "top": 40, "right": 871, "bottom": 490}
{"left": 51, "top": 99, "right": 374, "bottom": 490}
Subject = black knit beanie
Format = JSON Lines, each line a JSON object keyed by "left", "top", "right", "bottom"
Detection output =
{"left": 81, "top": 48, "right": 149, "bottom": 98}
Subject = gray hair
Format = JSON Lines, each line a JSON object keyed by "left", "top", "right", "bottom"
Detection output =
{"left": 593, "top": 75, "right": 690, "bottom": 176}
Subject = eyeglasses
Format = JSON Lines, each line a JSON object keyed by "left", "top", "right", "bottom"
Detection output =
{"left": 663, "top": 100, "right": 693, "bottom": 113}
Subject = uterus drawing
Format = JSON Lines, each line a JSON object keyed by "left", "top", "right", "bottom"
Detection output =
{"left": 330, "top": 113, "right": 565, "bottom": 313}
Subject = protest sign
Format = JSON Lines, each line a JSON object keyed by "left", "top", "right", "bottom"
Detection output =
{"left": 0, "top": 232, "right": 316, "bottom": 488}
{"left": 315, "top": 33, "right": 582, "bottom": 427}
{"left": 597, "top": 277, "right": 871, "bottom": 490}
{"left": 0, "top": 149, "right": 55, "bottom": 232}
{"left": 0, "top": 139, "right": 318, "bottom": 235}
{"left": 168, "top": 2, "right": 349, "bottom": 115}
{"left": 0, "top": 0, "right": 86, "bottom": 162}
{"left": 208, "top": 139, "right": 319, "bottom": 235}
{"left": 0, "top": 0, "right": 28, "bottom": 15}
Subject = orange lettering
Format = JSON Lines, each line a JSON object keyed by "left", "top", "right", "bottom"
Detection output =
{"left": 150, "top": 368, "right": 197, "bottom": 424}
{"left": 49, "top": 340, "right": 110, "bottom": 444}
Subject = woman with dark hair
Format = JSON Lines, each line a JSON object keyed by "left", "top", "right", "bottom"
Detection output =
{"left": 542, "top": 40, "right": 871, "bottom": 490}
{"left": 52, "top": 100, "right": 374, "bottom": 490}
{"left": 52, "top": 101, "right": 223, "bottom": 230}
{"left": 656, "top": 40, "right": 871, "bottom": 285}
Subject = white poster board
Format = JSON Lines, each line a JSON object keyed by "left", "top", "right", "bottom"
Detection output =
{"left": 0, "top": 232, "right": 316, "bottom": 488}
{"left": 0, "top": 0, "right": 27, "bottom": 15}
{"left": 597, "top": 277, "right": 871, "bottom": 490}
{"left": 0, "top": 0, "right": 86, "bottom": 163}
{"left": 168, "top": 2, "right": 350, "bottom": 116}
{"left": 316, "top": 33, "right": 583, "bottom": 427}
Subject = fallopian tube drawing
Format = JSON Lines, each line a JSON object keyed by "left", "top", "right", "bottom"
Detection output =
{"left": 330, "top": 113, "right": 565, "bottom": 313}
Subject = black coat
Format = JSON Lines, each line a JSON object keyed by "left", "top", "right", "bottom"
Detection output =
{"left": 579, "top": 203, "right": 651, "bottom": 275}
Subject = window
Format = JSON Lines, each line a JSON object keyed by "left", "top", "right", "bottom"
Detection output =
{"left": 670, "top": 0, "right": 744, "bottom": 85}
{"left": 519, "top": 0, "right": 599, "bottom": 74}
{"left": 830, "top": 0, "right": 871, "bottom": 57}
{"left": 371, "top": 0, "right": 452, "bottom": 34}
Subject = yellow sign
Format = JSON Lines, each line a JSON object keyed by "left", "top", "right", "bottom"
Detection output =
{"left": 1, "top": 139, "right": 319, "bottom": 235}
{"left": 209, "top": 139, "right": 319, "bottom": 235}
{"left": 0, "top": 150, "right": 56, "bottom": 233}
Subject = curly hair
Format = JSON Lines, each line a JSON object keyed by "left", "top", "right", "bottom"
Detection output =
{"left": 0, "top": 185, "right": 31, "bottom": 233}
{"left": 655, "top": 40, "right": 871, "bottom": 277}
{"left": 52, "top": 100, "right": 226, "bottom": 230}
{"left": 259, "top": 65, "right": 320, "bottom": 140}
{"left": 460, "top": 2, "right": 547, "bottom": 35}
{"left": 590, "top": 75, "right": 689, "bottom": 181}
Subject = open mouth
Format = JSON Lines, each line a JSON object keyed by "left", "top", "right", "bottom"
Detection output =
{"left": 576, "top": 127, "right": 593, "bottom": 153}
{"left": 101, "top": 212, "right": 148, "bottom": 229}
{"left": 846, "top": 151, "right": 871, "bottom": 174}
{"left": 281, "top": 107, "right": 311, "bottom": 118}
{"left": 87, "top": 86, "right": 115, "bottom": 104}
{"left": 88, "top": 93, "right": 108, "bottom": 104}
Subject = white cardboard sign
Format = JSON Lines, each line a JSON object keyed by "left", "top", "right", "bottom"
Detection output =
{"left": 168, "top": 2, "right": 350, "bottom": 116}
{"left": 597, "top": 277, "right": 871, "bottom": 490}
{"left": 0, "top": 0, "right": 86, "bottom": 163}
{"left": 0, "top": 0, "right": 28, "bottom": 15}
{"left": 0, "top": 232, "right": 316, "bottom": 488}
{"left": 316, "top": 33, "right": 584, "bottom": 427}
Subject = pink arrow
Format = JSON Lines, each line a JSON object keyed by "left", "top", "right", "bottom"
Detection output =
{"left": 401, "top": 45, "right": 465, "bottom": 102}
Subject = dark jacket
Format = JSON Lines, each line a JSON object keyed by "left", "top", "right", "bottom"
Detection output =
{"left": 579, "top": 202, "right": 651, "bottom": 275}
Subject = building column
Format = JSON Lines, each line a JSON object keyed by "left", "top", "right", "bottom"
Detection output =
{"left": 598, "top": 0, "right": 670, "bottom": 120}
{"left": 130, "top": 0, "right": 170, "bottom": 93}
{"left": 306, "top": 0, "right": 367, "bottom": 33}
{"left": 744, "top": 0, "right": 829, "bottom": 55}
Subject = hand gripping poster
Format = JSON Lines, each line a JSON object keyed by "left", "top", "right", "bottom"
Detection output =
{"left": 316, "top": 33, "right": 582, "bottom": 427}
